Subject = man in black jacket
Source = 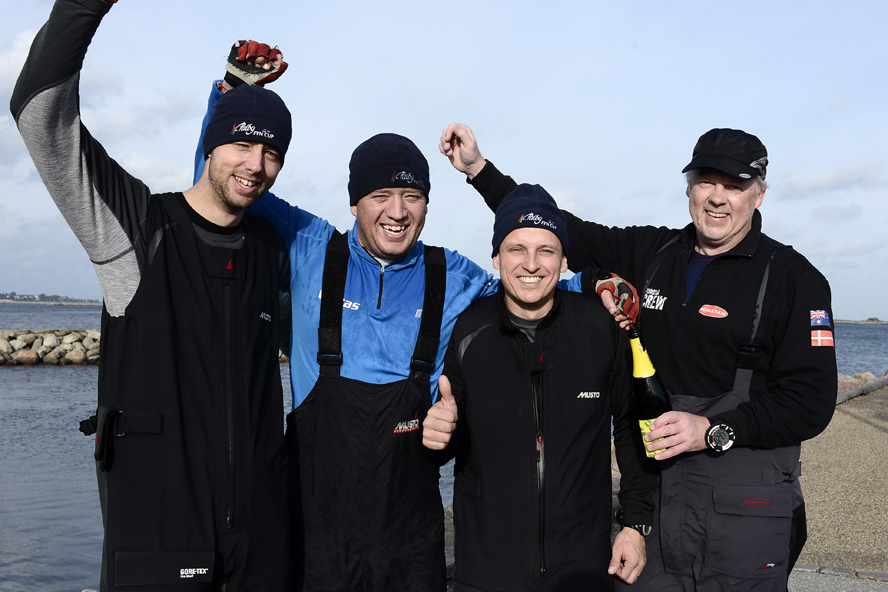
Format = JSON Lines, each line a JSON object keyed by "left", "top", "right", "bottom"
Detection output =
{"left": 438, "top": 124, "right": 837, "bottom": 592}
{"left": 12, "top": 1, "right": 292, "bottom": 589}
{"left": 422, "top": 184, "right": 656, "bottom": 591}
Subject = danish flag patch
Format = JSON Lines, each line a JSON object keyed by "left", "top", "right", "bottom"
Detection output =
{"left": 811, "top": 330, "right": 834, "bottom": 347}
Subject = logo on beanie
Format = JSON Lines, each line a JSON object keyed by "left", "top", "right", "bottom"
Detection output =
{"left": 391, "top": 170, "right": 427, "bottom": 190}
{"left": 229, "top": 121, "right": 276, "bottom": 139}
{"left": 518, "top": 212, "right": 558, "bottom": 231}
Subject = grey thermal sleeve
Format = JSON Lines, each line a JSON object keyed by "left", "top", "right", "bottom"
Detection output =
{"left": 11, "top": 0, "right": 152, "bottom": 316}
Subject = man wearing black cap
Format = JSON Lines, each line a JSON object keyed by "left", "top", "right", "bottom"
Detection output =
{"left": 421, "top": 184, "right": 656, "bottom": 591}
{"left": 12, "top": 1, "right": 292, "bottom": 589}
{"left": 439, "top": 124, "right": 837, "bottom": 591}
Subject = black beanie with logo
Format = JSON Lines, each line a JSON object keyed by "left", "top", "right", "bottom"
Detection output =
{"left": 202, "top": 84, "right": 292, "bottom": 164}
{"left": 347, "top": 133, "right": 430, "bottom": 206}
{"left": 491, "top": 184, "right": 569, "bottom": 257}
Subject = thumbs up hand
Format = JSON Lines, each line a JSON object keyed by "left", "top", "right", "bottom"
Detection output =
{"left": 422, "top": 375, "right": 459, "bottom": 450}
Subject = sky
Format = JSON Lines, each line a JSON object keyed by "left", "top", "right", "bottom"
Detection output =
{"left": 2, "top": 0, "right": 887, "bottom": 320}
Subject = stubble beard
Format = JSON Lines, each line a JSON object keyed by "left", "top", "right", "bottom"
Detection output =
{"left": 207, "top": 159, "right": 265, "bottom": 216}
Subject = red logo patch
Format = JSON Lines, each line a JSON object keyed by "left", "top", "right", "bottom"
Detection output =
{"left": 742, "top": 498, "right": 771, "bottom": 507}
{"left": 699, "top": 305, "right": 728, "bottom": 318}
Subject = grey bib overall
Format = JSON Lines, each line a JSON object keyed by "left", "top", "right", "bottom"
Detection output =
{"left": 625, "top": 246, "right": 803, "bottom": 592}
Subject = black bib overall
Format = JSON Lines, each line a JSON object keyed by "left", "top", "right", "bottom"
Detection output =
{"left": 286, "top": 232, "right": 447, "bottom": 592}
{"left": 87, "top": 194, "right": 289, "bottom": 591}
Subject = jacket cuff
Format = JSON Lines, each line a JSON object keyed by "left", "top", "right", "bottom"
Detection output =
{"left": 467, "top": 160, "right": 518, "bottom": 213}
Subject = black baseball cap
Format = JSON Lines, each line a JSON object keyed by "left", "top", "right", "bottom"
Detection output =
{"left": 682, "top": 128, "right": 768, "bottom": 180}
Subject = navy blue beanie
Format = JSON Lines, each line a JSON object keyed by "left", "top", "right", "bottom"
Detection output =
{"left": 348, "top": 133, "right": 430, "bottom": 206}
{"left": 492, "top": 184, "right": 569, "bottom": 257}
{"left": 203, "top": 84, "right": 292, "bottom": 164}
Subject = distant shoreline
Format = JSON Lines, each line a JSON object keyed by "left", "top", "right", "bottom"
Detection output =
{"left": 0, "top": 300, "right": 101, "bottom": 307}
{"left": 0, "top": 301, "right": 885, "bottom": 322}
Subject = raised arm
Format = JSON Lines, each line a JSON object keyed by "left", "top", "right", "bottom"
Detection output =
{"left": 11, "top": 0, "right": 151, "bottom": 316}
{"left": 439, "top": 123, "right": 679, "bottom": 283}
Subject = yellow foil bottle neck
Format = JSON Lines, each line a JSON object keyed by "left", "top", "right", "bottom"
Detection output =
{"left": 630, "top": 336, "right": 656, "bottom": 378}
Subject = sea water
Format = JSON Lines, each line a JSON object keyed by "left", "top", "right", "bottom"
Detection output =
{"left": 1, "top": 303, "right": 885, "bottom": 591}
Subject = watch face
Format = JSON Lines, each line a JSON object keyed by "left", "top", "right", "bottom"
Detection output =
{"left": 707, "top": 423, "right": 735, "bottom": 452}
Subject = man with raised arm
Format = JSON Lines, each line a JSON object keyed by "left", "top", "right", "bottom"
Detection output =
{"left": 421, "top": 184, "right": 656, "bottom": 591}
{"left": 439, "top": 123, "right": 837, "bottom": 592}
{"left": 12, "top": 1, "right": 292, "bottom": 589}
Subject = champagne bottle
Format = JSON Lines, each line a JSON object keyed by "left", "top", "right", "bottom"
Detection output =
{"left": 629, "top": 326, "right": 670, "bottom": 458}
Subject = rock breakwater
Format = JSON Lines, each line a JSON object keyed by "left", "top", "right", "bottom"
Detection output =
{"left": 0, "top": 328, "right": 100, "bottom": 365}
{"left": 0, "top": 328, "right": 290, "bottom": 366}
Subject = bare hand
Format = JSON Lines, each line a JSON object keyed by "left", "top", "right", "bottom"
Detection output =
{"left": 422, "top": 375, "right": 458, "bottom": 450}
{"left": 646, "top": 411, "right": 709, "bottom": 460}
{"left": 608, "top": 527, "right": 646, "bottom": 583}
{"left": 439, "top": 123, "right": 486, "bottom": 179}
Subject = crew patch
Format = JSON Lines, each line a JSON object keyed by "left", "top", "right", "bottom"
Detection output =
{"left": 642, "top": 288, "right": 667, "bottom": 311}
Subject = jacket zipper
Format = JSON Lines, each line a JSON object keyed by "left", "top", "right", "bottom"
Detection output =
{"left": 224, "top": 280, "right": 236, "bottom": 529}
{"left": 376, "top": 266, "right": 384, "bottom": 309}
{"left": 532, "top": 370, "right": 546, "bottom": 578}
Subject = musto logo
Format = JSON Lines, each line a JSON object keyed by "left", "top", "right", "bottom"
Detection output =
{"left": 180, "top": 567, "right": 209, "bottom": 579}
{"left": 742, "top": 498, "right": 771, "bottom": 507}
{"left": 698, "top": 304, "right": 728, "bottom": 318}
{"left": 394, "top": 412, "right": 420, "bottom": 434}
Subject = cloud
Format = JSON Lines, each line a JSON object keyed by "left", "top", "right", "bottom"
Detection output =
{"left": 777, "top": 159, "right": 888, "bottom": 199}
{"left": 0, "top": 30, "right": 37, "bottom": 97}
{"left": 809, "top": 203, "right": 863, "bottom": 221}
{"left": 0, "top": 211, "right": 101, "bottom": 300}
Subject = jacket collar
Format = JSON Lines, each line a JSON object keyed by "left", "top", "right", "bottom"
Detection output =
{"left": 680, "top": 209, "right": 763, "bottom": 258}
{"left": 495, "top": 283, "right": 563, "bottom": 335}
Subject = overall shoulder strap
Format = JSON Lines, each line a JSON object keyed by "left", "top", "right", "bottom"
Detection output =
{"left": 732, "top": 245, "right": 791, "bottom": 393}
{"left": 409, "top": 245, "right": 447, "bottom": 383}
{"left": 317, "top": 231, "right": 350, "bottom": 376}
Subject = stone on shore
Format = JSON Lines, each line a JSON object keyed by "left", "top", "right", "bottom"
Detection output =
{"left": 62, "top": 332, "right": 81, "bottom": 345}
{"left": 852, "top": 371, "right": 878, "bottom": 385}
{"left": 65, "top": 349, "right": 87, "bottom": 365}
{"left": 12, "top": 349, "right": 39, "bottom": 365}
{"left": 837, "top": 370, "right": 888, "bottom": 394}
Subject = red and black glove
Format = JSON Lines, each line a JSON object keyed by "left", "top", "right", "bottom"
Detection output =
{"left": 585, "top": 269, "right": 640, "bottom": 327}
{"left": 223, "top": 40, "right": 288, "bottom": 88}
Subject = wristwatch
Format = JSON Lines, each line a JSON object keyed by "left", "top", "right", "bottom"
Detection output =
{"left": 625, "top": 524, "right": 652, "bottom": 537}
{"left": 705, "top": 421, "right": 735, "bottom": 453}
